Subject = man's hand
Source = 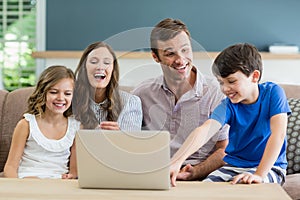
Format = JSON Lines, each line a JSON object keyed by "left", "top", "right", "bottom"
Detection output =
{"left": 177, "top": 164, "right": 197, "bottom": 181}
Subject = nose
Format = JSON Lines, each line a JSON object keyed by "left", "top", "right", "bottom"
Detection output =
{"left": 96, "top": 63, "right": 109, "bottom": 70}
{"left": 57, "top": 92, "right": 64, "bottom": 100}
{"left": 174, "top": 53, "right": 185, "bottom": 65}
{"left": 222, "top": 84, "right": 230, "bottom": 93}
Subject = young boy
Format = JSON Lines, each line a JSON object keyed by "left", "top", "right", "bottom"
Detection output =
{"left": 170, "top": 43, "right": 291, "bottom": 187}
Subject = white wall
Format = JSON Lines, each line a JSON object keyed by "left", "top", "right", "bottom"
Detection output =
{"left": 43, "top": 58, "right": 300, "bottom": 87}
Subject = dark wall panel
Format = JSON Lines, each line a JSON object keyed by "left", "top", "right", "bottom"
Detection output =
{"left": 46, "top": 0, "right": 300, "bottom": 51}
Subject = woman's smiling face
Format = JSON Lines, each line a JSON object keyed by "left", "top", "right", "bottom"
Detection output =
{"left": 86, "top": 47, "right": 114, "bottom": 89}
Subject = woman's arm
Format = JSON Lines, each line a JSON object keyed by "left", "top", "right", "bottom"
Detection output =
{"left": 118, "top": 94, "right": 143, "bottom": 131}
{"left": 4, "top": 119, "right": 29, "bottom": 178}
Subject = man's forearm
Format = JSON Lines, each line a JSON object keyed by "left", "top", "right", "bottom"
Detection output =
{"left": 192, "top": 148, "right": 226, "bottom": 180}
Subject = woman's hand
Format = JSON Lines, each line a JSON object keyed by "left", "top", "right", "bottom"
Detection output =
{"left": 99, "top": 121, "right": 120, "bottom": 130}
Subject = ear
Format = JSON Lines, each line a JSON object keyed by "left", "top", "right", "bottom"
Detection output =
{"left": 151, "top": 52, "right": 160, "bottom": 63}
{"left": 252, "top": 70, "right": 260, "bottom": 83}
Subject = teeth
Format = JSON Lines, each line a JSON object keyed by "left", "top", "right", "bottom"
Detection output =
{"left": 94, "top": 73, "right": 106, "bottom": 79}
{"left": 54, "top": 103, "right": 64, "bottom": 107}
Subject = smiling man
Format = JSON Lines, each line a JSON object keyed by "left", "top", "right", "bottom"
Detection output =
{"left": 133, "top": 18, "right": 229, "bottom": 182}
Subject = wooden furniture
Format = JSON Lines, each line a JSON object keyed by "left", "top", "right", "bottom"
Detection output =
{"left": 0, "top": 178, "right": 291, "bottom": 200}
{"left": 32, "top": 51, "right": 300, "bottom": 60}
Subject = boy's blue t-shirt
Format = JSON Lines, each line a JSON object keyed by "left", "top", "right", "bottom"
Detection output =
{"left": 210, "top": 82, "right": 291, "bottom": 169}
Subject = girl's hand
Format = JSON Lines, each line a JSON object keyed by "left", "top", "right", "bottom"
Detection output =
{"left": 62, "top": 173, "right": 76, "bottom": 179}
{"left": 231, "top": 173, "right": 263, "bottom": 184}
{"left": 99, "top": 121, "right": 120, "bottom": 130}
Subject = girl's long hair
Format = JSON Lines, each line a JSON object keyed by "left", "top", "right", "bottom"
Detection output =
{"left": 27, "top": 65, "right": 75, "bottom": 117}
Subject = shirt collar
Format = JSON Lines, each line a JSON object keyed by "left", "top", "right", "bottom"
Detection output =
{"left": 90, "top": 98, "right": 108, "bottom": 107}
{"left": 161, "top": 66, "right": 206, "bottom": 97}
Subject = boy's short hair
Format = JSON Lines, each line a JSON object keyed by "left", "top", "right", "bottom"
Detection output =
{"left": 150, "top": 18, "right": 191, "bottom": 58}
{"left": 212, "top": 43, "right": 263, "bottom": 81}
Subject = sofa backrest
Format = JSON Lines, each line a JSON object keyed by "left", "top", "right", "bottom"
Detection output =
{"left": 0, "top": 84, "right": 299, "bottom": 173}
{"left": 280, "top": 84, "right": 300, "bottom": 175}
{"left": 279, "top": 84, "right": 300, "bottom": 99}
{"left": 0, "top": 87, "right": 34, "bottom": 172}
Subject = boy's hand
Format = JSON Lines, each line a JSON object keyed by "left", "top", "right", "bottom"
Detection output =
{"left": 170, "top": 161, "right": 182, "bottom": 187}
{"left": 231, "top": 173, "right": 263, "bottom": 184}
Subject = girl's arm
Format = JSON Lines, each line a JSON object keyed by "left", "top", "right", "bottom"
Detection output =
{"left": 232, "top": 113, "right": 287, "bottom": 184}
{"left": 170, "top": 119, "right": 222, "bottom": 186}
{"left": 62, "top": 124, "right": 83, "bottom": 179}
{"left": 62, "top": 142, "right": 77, "bottom": 179}
{"left": 3, "top": 119, "right": 29, "bottom": 178}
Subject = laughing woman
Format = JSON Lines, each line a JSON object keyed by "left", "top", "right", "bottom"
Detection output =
{"left": 72, "top": 41, "right": 142, "bottom": 131}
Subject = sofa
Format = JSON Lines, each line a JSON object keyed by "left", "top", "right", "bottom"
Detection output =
{"left": 0, "top": 85, "right": 299, "bottom": 199}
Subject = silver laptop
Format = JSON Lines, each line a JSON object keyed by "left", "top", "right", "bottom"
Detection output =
{"left": 76, "top": 130, "right": 170, "bottom": 190}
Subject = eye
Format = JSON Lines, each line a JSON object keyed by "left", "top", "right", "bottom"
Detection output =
{"left": 218, "top": 80, "right": 224, "bottom": 86}
{"left": 182, "top": 48, "right": 189, "bottom": 53}
{"left": 164, "top": 51, "right": 174, "bottom": 57}
{"left": 103, "top": 58, "right": 113, "bottom": 65}
{"left": 104, "top": 61, "right": 112, "bottom": 65}
{"left": 49, "top": 90, "right": 57, "bottom": 94}
{"left": 89, "top": 58, "right": 99, "bottom": 64}
{"left": 65, "top": 92, "right": 72, "bottom": 96}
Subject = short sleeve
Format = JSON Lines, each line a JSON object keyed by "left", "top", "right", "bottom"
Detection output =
{"left": 210, "top": 99, "right": 228, "bottom": 126}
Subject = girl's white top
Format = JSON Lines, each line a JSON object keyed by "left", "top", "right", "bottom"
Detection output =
{"left": 18, "top": 113, "right": 80, "bottom": 179}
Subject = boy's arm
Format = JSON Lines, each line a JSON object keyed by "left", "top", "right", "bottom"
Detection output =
{"left": 177, "top": 139, "right": 227, "bottom": 181}
{"left": 232, "top": 113, "right": 287, "bottom": 184}
{"left": 4, "top": 119, "right": 29, "bottom": 178}
{"left": 170, "top": 119, "right": 222, "bottom": 186}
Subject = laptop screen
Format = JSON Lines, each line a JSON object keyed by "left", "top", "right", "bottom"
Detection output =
{"left": 76, "top": 130, "right": 170, "bottom": 190}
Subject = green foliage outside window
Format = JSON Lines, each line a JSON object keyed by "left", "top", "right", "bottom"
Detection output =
{"left": 0, "top": 0, "right": 36, "bottom": 91}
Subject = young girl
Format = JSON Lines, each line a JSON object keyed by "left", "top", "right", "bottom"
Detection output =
{"left": 4, "top": 65, "right": 81, "bottom": 179}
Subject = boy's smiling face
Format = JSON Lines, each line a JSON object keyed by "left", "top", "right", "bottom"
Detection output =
{"left": 217, "top": 70, "right": 260, "bottom": 104}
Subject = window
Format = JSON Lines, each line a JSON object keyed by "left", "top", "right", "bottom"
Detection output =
{"left": 0, "top": 0, "right": 36, "bottom": 91}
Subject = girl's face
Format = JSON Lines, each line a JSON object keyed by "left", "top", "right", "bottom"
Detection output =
{"left": 86, "top": 47, "right": 114, "bottom": 89}
{"left": 45, "top": 78, "right": 74, "bottom": 115}
{"left": 217, "top": 70, "right": 260, "bottom": 104}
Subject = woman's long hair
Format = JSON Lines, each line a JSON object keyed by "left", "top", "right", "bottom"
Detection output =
{"left": 73, "top": 41, "right": 122, "bottom": 129}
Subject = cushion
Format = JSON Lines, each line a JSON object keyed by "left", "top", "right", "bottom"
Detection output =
{"left": 283, "top": 173, "right": 300, "bottom": 200}
{"left": 286, "top": 98, "right": 300, "bottom": 175}
{"left": 0, "top": 87, "right": 34, "bottom": 172}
